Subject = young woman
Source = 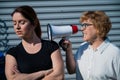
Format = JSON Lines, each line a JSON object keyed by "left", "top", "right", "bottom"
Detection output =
{"left": 5, "top": 5, "right": 64, "bottom": 80}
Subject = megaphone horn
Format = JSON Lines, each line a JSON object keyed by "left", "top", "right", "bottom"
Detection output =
{"left": 47, "top": 23, "right": 78, "bottom": 40}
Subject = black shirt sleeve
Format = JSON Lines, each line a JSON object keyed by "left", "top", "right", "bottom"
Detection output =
{"left": 41, "top": 40, "right": 59, "bottom": 55}
{"left": 6, "top": 47, "right": 17, "bottom": 58}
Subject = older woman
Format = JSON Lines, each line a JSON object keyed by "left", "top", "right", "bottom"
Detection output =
{"left": 61, "top": 11, "right": 120, "bottom": 80}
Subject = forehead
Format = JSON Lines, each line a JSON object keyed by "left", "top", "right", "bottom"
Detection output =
{"left": 12, "top": 12, "right": 26, "bottom": 20}
{"left": 82, "top": 19, "right": 92, "bottom": 23}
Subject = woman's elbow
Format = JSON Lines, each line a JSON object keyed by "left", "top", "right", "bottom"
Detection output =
{"left": 68, "top": 71, "right": 75, "bottom": 74}
{"left": 67, "top": 68, "right": 75, "bottom": 74}
{"left": 55, "top": 73, "right": 64, "bottom": 80}
{"left": 53, "top": 70, "right": 64, "bottom": 80}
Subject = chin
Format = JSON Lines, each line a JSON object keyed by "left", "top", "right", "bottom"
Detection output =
{"left": 83, "top": 37, "right": 87, "bottom": 41}
{"left": 17, "top": 35, "right": 23, "bottom": 38}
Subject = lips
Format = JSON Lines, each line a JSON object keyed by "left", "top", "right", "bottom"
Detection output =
{"left": 82, "top": 32, "right": 87, "bottom": 38}
{"left": 16, "top": 31, "right": 22, "bottom": 34}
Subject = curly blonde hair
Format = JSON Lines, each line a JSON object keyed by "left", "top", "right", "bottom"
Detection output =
{"left": 80, "top": 11, "right": 111, "bottom": 39}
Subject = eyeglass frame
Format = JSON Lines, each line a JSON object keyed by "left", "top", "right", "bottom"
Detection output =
{"left": 80, "top": 23, "right": 93, "bottom": 29}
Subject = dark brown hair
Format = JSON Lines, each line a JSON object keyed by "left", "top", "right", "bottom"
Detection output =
{"left": 11, "top": 5, "right": 41, "bottom": 39}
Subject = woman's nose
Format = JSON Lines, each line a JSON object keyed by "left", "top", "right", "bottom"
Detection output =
{"left": 16, "top": 24, "right": 21, "bottom": 30}
{"left": 80, "top": 27, "right": 85, "bottom": 31}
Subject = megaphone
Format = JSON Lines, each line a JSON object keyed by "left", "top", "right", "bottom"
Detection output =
{"left": 47, "top": 23, "right": 78, "bottom": 40}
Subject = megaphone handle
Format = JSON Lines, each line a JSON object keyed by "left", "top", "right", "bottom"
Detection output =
{"left": 59, "top": 38, "right": 68, "bottom": 51}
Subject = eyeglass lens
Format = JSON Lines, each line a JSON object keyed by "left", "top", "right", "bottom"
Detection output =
{"left": 81, "top": 23, "right": 93, "bottom": 28}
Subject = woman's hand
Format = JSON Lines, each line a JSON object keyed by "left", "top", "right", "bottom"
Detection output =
{"left": 59, "top": 38, "right": 72, "bottom": 51}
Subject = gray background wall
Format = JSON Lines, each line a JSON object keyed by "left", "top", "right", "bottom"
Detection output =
{"left": 0, "top": 1, "right": 120, "bottom": 80}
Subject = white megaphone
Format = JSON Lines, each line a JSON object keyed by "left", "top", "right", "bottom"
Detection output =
{"left": 47, "top": 23, "right": 78, "bottom": 40}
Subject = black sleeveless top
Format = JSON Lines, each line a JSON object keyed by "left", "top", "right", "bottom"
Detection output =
{"left": 6, "top": 40, "right": 59, "bottom": 73}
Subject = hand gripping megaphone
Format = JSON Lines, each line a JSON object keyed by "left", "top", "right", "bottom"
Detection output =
{"left": 47, "top": 23, "right": 78, "bottom": 40}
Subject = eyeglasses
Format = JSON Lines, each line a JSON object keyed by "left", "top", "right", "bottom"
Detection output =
{"left": 80, "top": 23, "right": 93, "bottom": 29}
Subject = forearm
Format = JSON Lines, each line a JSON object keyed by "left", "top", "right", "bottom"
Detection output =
{"left": 6, "top": 71, "right": 44, "bottom": 80}
{"left": 66, "top": 47, "right": 76, "bottom": 74}
{"left": 43, "top": 70, "right": 64, "bottom": 80}
{"left": 18, "top": 72, "right": 44, "bottom": 80}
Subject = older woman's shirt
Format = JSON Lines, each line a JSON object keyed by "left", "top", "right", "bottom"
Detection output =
{"left": 75, "top": 39, "right": 120, "bottom": 80}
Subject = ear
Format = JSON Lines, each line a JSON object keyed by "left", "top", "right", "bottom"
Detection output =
{"left": 96, "top": 29, "right": 100, "bottom": 36}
